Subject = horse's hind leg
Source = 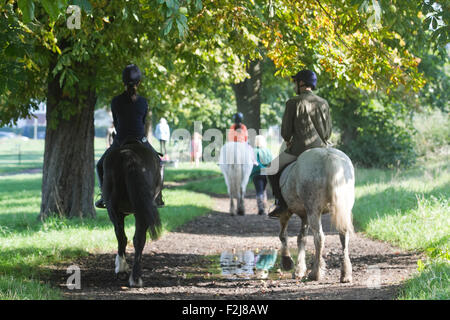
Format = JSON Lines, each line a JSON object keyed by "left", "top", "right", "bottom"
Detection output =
{"left": 279, "top": 212, "right": 294, "bottom": 271}
{"left": 339, "top": 230, "right": 352, "bottom": 283}
{"left": 308, "top": 211, "right": 325, "bottom": 281}
{"left": 237, "top": 188, "right": 245, "bottom": 215}
{"left": 229, "top": 197, "right": 236, "bottom": 216}
{"left": 294, "top": 217, "right": 309, "bottom": 279}
{"left": 129, "top": 216, "right": 147, "bottom": 287}
{"left": 110, "top": 211, "right": 129, "bottom": 277}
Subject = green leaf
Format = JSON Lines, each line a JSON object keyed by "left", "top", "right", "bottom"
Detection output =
{"left": 194, "top": 0, "right": 203, "bottom": 11}
{"left": 72, "top": 0, "right": 92, "bottom": 14}
{"left": 165, "top": 0, "right": 175, "bottom": 9}
{"left": 18, "top": 0, "right": 35, "bottom": 23}
{"left": 176, "top": 17, "right": 186, "bottom": 38}
{"left": 59, "top": 69, "right": 66, "bottom": 88}
{"left": 41, "top": 0, "right": 61, "bottom": 21}
{"left": 163, "top": 17, "right": 173, "bottom": 36}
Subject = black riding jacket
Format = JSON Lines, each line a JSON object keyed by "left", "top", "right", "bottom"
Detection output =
{"left": 111, "top": 92, "right": 148, "bottom": 143}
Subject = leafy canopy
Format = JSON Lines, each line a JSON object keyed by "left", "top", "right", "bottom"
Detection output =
{"left": 1, "top": 0, "right": 446, "bottom": 126}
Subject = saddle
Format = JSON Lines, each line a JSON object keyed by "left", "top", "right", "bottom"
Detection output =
{"left": 119, "top": 136, "right": 146, "bottom": 147}
{"left": 119, "top": 136, "right": 164, "bottom": 158}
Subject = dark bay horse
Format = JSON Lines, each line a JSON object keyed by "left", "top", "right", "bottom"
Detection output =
{"left": 102, "top": 140, "right": 162, "bottom": 287}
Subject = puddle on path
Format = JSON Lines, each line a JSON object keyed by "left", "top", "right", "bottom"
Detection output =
{"left": 219, "top": 248, "right": 281, "bottom": 279}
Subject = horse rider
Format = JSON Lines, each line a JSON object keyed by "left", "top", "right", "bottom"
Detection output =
{"left": 250, "top": 135, "right": 273, "bottom": 215}
{"left": 228, "top": 112, "right": 248, "bottom": 142}
{"left": 262, "top": 69, "right": 332, "bottom": 219}
{"left": 95, "top": 64, "right": 165, "bottom": 209}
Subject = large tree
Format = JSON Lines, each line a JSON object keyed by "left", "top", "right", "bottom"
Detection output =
{"left": 1, "top": 1, "right": 175, "bottom": 218}
{"left": 232, "top": 59, "right": 262, "bottom": 132}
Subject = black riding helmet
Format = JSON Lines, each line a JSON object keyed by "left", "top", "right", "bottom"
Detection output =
{"left": 291, "top": 69, "right": 317, "bottom": 90}
{"left": 232, "top": 112, "right": 244, "bottom": 124}
{"left": 122, "top": 64, "right": 142, "bottom": 86}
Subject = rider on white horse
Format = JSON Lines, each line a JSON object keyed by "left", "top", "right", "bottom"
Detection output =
{"left": 262, "top": 70, "right": 332, "bottom": 219}
{"left": 228, "top": 112, "right": 248, "bottom": 143}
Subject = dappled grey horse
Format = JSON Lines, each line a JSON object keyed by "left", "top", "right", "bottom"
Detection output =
{"left": 278, "top": 147, "right": 355, "bottom": 283}
{"left": 219, "top": 142, "right": 255, "bottom": 215}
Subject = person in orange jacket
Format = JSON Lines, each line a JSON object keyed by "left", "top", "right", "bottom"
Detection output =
{"left": 228, "top": 112, "right": 248, "bottom": 143}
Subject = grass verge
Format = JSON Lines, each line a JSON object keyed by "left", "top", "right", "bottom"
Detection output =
{"left": 353, "top": 152, "right": 449, "bottom": 300}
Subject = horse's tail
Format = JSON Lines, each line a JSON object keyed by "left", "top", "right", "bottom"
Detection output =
{"left": 326, "top": 153, "right": 354, "bottom": 235}
{"left": 121, "top": 149, "right": 162, "bottom": 240}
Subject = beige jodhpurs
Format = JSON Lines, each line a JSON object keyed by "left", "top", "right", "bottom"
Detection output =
{"left": 261, "top": 151, "right": 297, "bottom": 176}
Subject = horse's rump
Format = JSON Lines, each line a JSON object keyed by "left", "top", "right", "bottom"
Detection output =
{"left": 218, "top": 142, "right": 255, "bottom": 166}
{"left": 280, "top": 161, "right": 297, "bottom": 189}
{"left": 281, "top": 147, "right": 355, "bottom": 233}
{"left": 219, "top": 142, "right": 254, "bottom": 196}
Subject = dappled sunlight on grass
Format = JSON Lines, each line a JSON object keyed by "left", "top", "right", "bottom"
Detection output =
{"left": 354, "top": 153, "right": 449, "bottom": 228}
{"left": 353, "top": 153, "right": 449, "bottom": 300}
{"left": 364, "top": 195, "right": 449, "bottom": 251}
{"left": 164, "top": 161, "right": 222, "bottom": 182}
{"left": 398, "top": 260, "right": 449, "bottom": 300}
{"left": 0, "top": 275, "right": 61, "bottom": 300}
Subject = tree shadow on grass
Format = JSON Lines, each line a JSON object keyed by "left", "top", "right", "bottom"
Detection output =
{"left": 353, "top": 180, "right": 450, "bottom": 230}
{"left": 0, "top": 246, "right": 87, "bottom": 279}
{"left": 0, "top": 203, "right": 213, "bottom": 239}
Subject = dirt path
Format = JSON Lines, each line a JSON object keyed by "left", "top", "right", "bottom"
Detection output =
{"left": 49, "top": 186, "right": 421, "bottom": 300}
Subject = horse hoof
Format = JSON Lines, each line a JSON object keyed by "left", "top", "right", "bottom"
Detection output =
{"left": 281, "top": 256, "right": 294, "bottom": 271}
{"left": 293, "top": 269, "right": 307, "bottom": 280}
{"left": 237, "top": 210, "right": 245, "bottom": 216}
{"left": 116, "top": 272, "right": 129, "bottom": 281}
{"left": 340, "top": 275, "right": 352, "bottom": 283}
{"left": 115, "top": 255, "right": 130, "bottom": 274}
{"left": 129, "top": 275, "right": 143, "bottom": 288}
{"left": 308, "top": 270, "right": 323, "bottom": 281}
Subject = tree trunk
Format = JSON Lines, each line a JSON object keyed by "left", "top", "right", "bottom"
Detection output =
{"left": 232, "top": 59, "right": 262, "bottom": 143}
{"left": 39, "top": 62, "right": 97, "bottom": 220}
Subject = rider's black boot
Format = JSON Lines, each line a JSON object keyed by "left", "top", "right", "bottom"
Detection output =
{"left": 155, "top": 159, "right": 165, "bottom": 208}
{"left": 267, "top": 173, "right": 288, "bottom": 219}
{"left": 267, "top": 198, "right": 288, "bottom": 219}
{"left": 95, "top": 197, "right": 106, "bottom": 209}
{"left": 155, "top": 192, "right": 165, "bottom": 208}
{"left": 95, "top": 169, "right": 106, "bottom": 208}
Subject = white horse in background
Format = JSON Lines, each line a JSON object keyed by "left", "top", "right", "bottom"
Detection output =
{"left": 219, "top": 142, "right": 255, "bottom": 215}
{"left": 278, "top": 147, "right": 355, "bottom": 283}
